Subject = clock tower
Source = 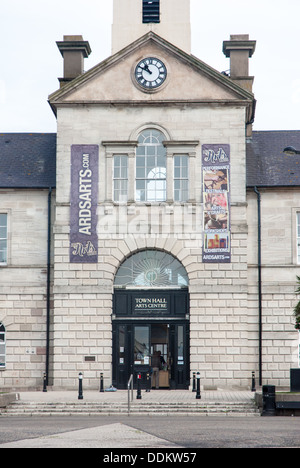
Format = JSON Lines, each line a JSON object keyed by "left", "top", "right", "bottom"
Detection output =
{"left": 111, "top": 0, "right": 191, "bottom": 54}
{"left": 48, "top": 0, "right": 258, "bottom": 392}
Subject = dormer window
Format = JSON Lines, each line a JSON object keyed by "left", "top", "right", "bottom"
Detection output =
{"left": 143, "top": 0, "right": 160, "bottom": 23}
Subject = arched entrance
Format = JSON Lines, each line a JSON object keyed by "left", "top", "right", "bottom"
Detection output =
{"left": 112, "top": 250, "right": 190, "bottom": 389}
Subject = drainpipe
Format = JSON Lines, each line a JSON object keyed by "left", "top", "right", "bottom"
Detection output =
{"left": 45, "top": 187, "right": 52, "bottom": 386}
{"left": 254, "top": 187, "right": 262, "bottom": 386}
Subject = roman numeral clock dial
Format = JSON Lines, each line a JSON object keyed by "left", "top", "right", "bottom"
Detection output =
{"left": 135, "top": 57, "right": 167, "bottom": 90}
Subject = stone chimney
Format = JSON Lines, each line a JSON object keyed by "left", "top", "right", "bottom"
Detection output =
{"left": 222, "top": 34, "right": 256, "bottom": 93}
{"left": 56, "top": 35, "right": 92, "bottom": 87}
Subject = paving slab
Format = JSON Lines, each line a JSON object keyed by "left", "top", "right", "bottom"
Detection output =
{"left": 15, "top": 389, "right": 255, "bottom": 404}
{"left": 0, "top": 422, "right": 183, "bottom": 448}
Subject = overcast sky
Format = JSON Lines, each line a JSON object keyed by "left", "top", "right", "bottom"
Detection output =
{"left": 1, "top": 0, "right": 299, "bottom": 133}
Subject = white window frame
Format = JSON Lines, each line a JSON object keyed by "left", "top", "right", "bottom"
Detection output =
{"left": 174, "top": 155, "right": 189, "bottom": 202}
{"left": 104, "top": 134, "right": 199, "bottom": 205}
{"left": 135, "top": 129, "right": 167, "bottom": 202}
{"left": 102, "top": 141, "right": 137, "bottom": 204}
{"left": 0, "top": 213, "right": 8, "bottom": 266}
{"left": 113, "top": 155, "right": 128, "bottom": 203}
{"left": 297, "top": 212, "right": 300, "bottom": 264}
{"left": 292, "top": 210, "right": 300, "bottom": 265}
{"left": 164, "top": 141, "right": 198, "bottom": 203}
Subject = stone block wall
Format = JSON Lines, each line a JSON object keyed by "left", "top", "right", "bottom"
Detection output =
{"left": 247, "top": 189, "right": 299, "bottom": 387}
{"left": 0, "top": 190, "right": 50, "bottom": 390}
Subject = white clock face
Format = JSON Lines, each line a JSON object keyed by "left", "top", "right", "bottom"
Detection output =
{"left": 135, "top": 57, "right": 167, "bottom": 89}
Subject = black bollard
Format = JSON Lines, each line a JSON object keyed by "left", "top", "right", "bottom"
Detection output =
{"left": 192, "top": 372, "right": 196, "bottom": 392}
{"left": 251, "top": 371, "right": 256, "bottom": 392}
{"left": 196, "top": 372, "right": 201, "bottom": 399}
{"left": 136, "top": 373, "right": 142, "bottom": 399}
{"left": 100, "top": 372, "right": 104, "bottom": 392}
{"left": 78, "top": 372, "right": 83, "bottom": 400}
{"left": 146, "top": 372, "right": 150, "bottom": 392}
{"left": 43, "top": 372, "right": 47, "bottom": 392}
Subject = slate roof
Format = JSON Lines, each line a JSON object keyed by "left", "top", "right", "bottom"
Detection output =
{"left": 247, "top": 130, "right": 300, "bottom": 187}
{"left": 0, "top": 133, "right": 56, "bottom": 188}
{"left": 1, "top": 130, "right": 300, "bottom": 189}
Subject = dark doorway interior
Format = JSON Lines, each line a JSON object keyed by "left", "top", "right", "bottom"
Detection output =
{"left": 112, "top": 320, "right": 189, "bottom": 390}
{"left": 112, "top": 289, "right": 189, "bottom": 390}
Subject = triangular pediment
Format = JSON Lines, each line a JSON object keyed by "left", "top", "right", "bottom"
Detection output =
{"left": 49, "top": 32, "right": 254, "bottom": 113}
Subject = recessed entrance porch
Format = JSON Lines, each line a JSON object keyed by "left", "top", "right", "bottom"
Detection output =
{"left": 112, "top": 250, "right": 190, "bottom": 390}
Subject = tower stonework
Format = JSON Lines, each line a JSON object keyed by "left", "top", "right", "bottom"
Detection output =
{"left": 112, "top": 0, "right": 191, "bottom": 54}
{"left": 47, "top": 0, "right": 258, "bottom": 391}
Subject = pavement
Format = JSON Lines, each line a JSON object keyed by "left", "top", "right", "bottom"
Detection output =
{"left": 0, "top": 422, "right": 183, "bottom": 448}
{"left": 0, "top": 388, "right": 257, "bottom": 448}
{"left": 14, "top": 387, "right": 256, "bottom": 404}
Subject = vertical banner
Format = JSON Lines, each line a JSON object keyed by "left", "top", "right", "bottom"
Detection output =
{"left": 70, "top": 145, "right": 99, "bottom": 263}
{"left": 202, "top": 144, "right": 231, "bottom": 263}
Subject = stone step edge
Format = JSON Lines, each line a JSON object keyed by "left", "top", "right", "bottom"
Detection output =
{"left": 8, "top": 401, "right": 257, "bottom": 407}
{"left": 4, "top": 406, "right": 257, "bottom": 412}
{"left": 3, "top": 405, "right": 259, "bottom": 411}
{"left": 1, "top": 410, "right": 260, "bottom": 417}
{"left": 1, "top": 406, "right": 260, "bottom": 415}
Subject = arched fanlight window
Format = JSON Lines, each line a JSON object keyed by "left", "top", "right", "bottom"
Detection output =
{"left": 114, "top": 250, "right": 188, "bottom": 288}
{"left": 136, "top": 129, "right": 166, "bottom": 202}
{"left": 0, "top": 323, "right": 6, "bottom": 368}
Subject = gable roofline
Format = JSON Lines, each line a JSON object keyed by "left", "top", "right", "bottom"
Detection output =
{"left": 48, "top": 31, "right": 254, "bottom": 116}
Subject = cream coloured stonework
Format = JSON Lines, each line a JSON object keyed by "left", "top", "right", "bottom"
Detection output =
{"left": 0, "top": 190, "right": 52, "bottom": 389}
{"left": 49, "top": 82, "right": 253, "bottom": 389}
{"left": 112, "top": 0, "right": 191, "bottom": 54}
{"left": 247, "top": 189, "right": 299, "bottom": 386}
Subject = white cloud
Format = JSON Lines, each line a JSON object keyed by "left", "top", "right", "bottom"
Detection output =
{"left": 0, "top": 80, "right": 6, "bottom": 105}
{"left": 292, "top": 79, "right": 300, "bottom": 105}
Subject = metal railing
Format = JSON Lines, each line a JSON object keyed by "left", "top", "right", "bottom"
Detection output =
{"left": 127, "top": 374, "right": 133, "bottom": 415}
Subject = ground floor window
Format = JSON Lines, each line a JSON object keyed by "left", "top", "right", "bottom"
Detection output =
{"left": 297, "top": 213, "right": 300, "bottom": 264}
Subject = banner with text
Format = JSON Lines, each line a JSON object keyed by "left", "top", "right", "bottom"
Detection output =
{"left": 70, "top": 145, "right": 99, "bottom": 263}
{"left": 202, "top": 144, "right": 231, "bottom": 263}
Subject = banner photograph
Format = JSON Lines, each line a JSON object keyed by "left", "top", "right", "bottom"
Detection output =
{"left": 202, "top": 144, "right": 231, "bottom": 263}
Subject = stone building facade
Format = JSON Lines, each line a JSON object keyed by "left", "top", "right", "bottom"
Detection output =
{"left": 0, "top": 0, "right": 299, "bottom": 391}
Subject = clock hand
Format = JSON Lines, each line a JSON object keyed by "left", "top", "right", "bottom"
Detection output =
{"left": 143, "top": 64, "right": 152, "bottom": 74}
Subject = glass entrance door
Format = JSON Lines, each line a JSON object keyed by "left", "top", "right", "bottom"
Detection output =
{"left": 134, "top": 325, "right": 150, "bottom": 365}
{"left": 112, "top": 321, "right": 189, "bottom": 389}
{"left": 151, "top": 324, "right": 169, "bottom": 388}
{"left": 169, "top": 323, "right": 189, "bottom": 389}
{"left": 133, "top": 325, "right": 151, "bottom": 388}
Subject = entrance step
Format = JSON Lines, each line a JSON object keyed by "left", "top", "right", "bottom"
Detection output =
{"left": 0, "top": 400, "right": 260, "bottom": 417}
